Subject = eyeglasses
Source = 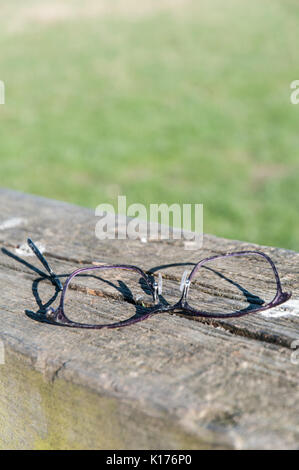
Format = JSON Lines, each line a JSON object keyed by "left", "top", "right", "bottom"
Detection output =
{"left": 27, "top": 238, "right": 291, "bottom": 329}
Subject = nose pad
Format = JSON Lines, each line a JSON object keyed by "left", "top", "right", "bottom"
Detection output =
{"left": 158, "top": 273, "right": 163, "bottom": 295}
{"left": 180, "top": 270, "right": 190, "bottom": 302}
{"left": 180, "top": 270, "right": 189, "bottom": 293}
{"left": 153, "top": 273, "right": 163, "bottom": 303}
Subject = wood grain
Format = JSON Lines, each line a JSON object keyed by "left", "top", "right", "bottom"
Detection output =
{"left": 0, "top": 189, "right": 298, "bottom": 449}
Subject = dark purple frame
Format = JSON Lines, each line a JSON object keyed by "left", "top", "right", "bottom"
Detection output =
{"left": 27, "top": 240, "right": 291, "bottom": 330}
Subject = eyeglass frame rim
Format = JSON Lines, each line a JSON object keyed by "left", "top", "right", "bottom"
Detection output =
{"left": 40, "top": 249, "right": 291, "bottom": 329}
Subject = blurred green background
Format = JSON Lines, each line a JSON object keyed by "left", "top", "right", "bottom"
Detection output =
{"left": 0, "top": 0, "right": 298, "bottom": 250}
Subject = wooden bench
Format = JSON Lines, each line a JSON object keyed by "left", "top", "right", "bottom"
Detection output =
{"left": 0, "top": 188, "right": 298, "bottom": 450}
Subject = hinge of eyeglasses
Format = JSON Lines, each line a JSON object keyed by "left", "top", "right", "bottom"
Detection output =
{"left": 27, "top": 238, "right": 63, "bottom": 291}
{"left": 180, "top": 270, "right": 190, "bottom": 301}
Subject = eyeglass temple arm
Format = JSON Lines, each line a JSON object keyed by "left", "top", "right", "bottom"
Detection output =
{"left": 27, "top": 238, "right": 63, "bottom": 291}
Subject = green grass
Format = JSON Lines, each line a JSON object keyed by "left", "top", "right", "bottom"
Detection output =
{"left": 0, "top": 0, "right": 298, "bottom": 250}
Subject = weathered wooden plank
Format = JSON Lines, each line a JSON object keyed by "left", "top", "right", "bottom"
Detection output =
{"left": 1, "top": 248, "right": 298, "bottom": 349}
{"left": 0, "top": 189, "right": 298, "bottom": 449}
{"left": 1, "top": 267, "right": 299, "bottom": 449}
{"left": 0, "top": 189, "right": 298, "bottom": 348}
